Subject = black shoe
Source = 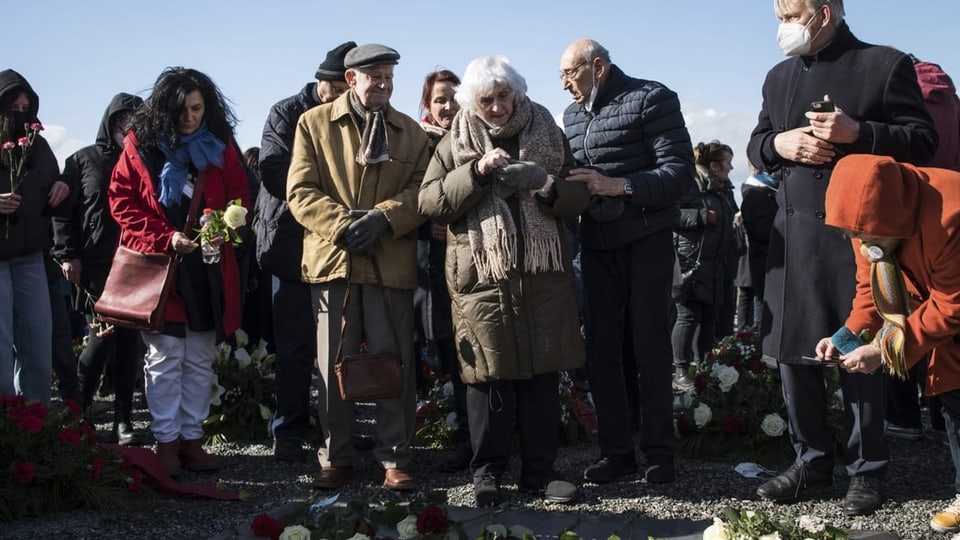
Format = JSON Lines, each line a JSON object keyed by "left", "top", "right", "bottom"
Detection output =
{"left": 115, "top": 422, "right": 144, "bottom": 446}
{"left": 843, "top": 476, "right": 883, "bottom": 516}
{"left": 756, "top": 462, "right": 832, "bottom": 502}
{"left": 643, "top": 459, "right": 676, "bottom": 484}
{"left": 273, "top": 439, "right": 308, "bottom": 463}
{"left": 583, "top": 453, "right": 638, "bottom": 483}
{"left": 520, "top": 475, "right": 578, "bottom": 504}
{"left": 473, "top": 473, "right": 503, "bottom": 507}
{"left": 439, "top": 442, "right": 472, "bottom": 473}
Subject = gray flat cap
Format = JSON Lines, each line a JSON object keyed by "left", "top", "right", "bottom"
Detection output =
{"left": 344, "top": 44, "right": 400, "bottom": 69}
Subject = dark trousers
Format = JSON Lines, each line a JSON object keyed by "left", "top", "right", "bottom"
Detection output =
{"left": 467, "top": 372, "right": 559, "bottom": 483}
{"left": 735, "top": 286, "right": 757, "bottom": 331}
{"left": 780, "top": 362, "right": 888, "bottom": 476}
{"left": 939, "top": 390, "right": 960, "bottom": 493}
{"left": 78, "top": 325, "right": 141, "bottom": 413}
{"left": 885, "top": 358, "right": 945, "bottom": 431}
{"left": 672, "top": 299, "right": 717, "bottom": 371}
{"left": 716, "top": 279, "right": 736, "bottom": 339}
{"left": 582, "top": 229, "right": 675, "bottom": 460}
{"left": 270, "top": 276, "right": 317, "bottom": 442}
{"left": 49, "top": 278, "right": 80, "bottom": 404}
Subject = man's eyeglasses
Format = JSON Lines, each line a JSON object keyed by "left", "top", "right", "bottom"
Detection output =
{"left": 559, "top": 60, "right": 588, "bottom": 81}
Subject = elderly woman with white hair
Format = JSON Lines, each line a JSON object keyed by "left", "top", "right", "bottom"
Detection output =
{"left": 419, "top": 55, "right": 589, "bottom": 507}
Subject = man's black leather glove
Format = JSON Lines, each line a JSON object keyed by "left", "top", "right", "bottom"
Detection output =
{"left": 344, "top": 209, "right": 390, "bottom": 254}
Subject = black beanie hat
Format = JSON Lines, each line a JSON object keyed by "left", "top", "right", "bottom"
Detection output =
{"left": 315, "top": 41, "right": 357, "bottom": 81}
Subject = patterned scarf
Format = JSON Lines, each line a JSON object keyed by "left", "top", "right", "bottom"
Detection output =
{"left": 156, "top": 122, "right": 224, "bottom": 208}
{"left": 450, "top": 96, "right": 565, "bottom": 284}
{"left": 859, "top": 238, "right": 909, "bottom": 380}
{"left": 348, "top": 90, "right": 389, "bottom": 166}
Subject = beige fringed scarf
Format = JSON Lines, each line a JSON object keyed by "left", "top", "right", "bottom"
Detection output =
{"left": 349, "top": 90, "right": 390, "bottom": 166}
{"left": 860, "top": 238, "right": 909, "bottom": 380}
{"left": 451, "top": 96, "right": 565, "bottom": 284}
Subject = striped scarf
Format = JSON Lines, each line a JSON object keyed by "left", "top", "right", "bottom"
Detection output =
{"left": 451, "top": 96, "right": 565, "bottom": 284}
{"left": 860, "top": 238, "right": 909, "bottom": 380}
{"left": 348, "top": 90, "right": 389, "bottom": 166}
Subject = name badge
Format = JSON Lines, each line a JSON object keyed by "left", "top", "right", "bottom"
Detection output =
{"left": 182, "top": 182, "right": 194, "bottom": 199}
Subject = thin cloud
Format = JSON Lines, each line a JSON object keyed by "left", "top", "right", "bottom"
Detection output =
{"left": 42, "top": 124, "right": 86, "bottom": 169}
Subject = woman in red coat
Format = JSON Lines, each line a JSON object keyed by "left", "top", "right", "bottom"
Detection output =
{"left": 109, "top": 67, "right": 249, "bottom": 476}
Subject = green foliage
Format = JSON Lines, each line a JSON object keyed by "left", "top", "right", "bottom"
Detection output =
{"left": 203, "top": 329, "right": 277, "bottom": 444}
{"left": 703, "top": 506, "right": 848, "bottom": 540}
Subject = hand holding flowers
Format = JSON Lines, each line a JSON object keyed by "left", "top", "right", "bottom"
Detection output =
{"left": 194, "top": 198, "right": 247, "bottom": 264}
{"left": 1, "top": 121, "right": 43, "bottom": 238}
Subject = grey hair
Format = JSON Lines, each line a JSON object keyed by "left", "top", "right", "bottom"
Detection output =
{"left": 774, "top": 0, "right": 844, "bottom": 26}
{"left": 580, "top": 41, "right": 611, "bottom": 64}
{"left": 455, "top": 55, "right": 527, "bottom": 116}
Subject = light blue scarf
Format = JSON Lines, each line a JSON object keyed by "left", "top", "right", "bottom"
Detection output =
{"left": 157, "top": 122, "right": 225, "bottom": 207}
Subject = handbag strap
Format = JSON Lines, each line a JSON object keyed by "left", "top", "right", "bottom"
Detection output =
{"left": 183, "top": 171, "right": 208, "bottom": 234}
{"left": 333, "top": 257, "right": 402, "bottom": 365}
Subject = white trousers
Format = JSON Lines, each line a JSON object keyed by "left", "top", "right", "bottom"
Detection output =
{"left": 140, "top": 330, "right": 216, "bottom": 443}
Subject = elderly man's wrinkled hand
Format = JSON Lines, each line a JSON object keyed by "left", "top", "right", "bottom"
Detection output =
{"left": 774, "top": 127, "right": 836, "bottom": 166}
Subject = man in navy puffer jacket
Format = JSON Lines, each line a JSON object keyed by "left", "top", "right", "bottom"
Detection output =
{"left": 560, "top": 38, "right": 694, "bottom": 485}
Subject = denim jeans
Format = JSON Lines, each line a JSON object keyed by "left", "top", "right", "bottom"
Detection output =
{"left": 0, "top": 251, "right": 52, "bottom": 404}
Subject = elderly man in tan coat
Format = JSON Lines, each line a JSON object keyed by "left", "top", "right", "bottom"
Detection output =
{"left": 286, "top": 43, "right": 429, "bottom": 491}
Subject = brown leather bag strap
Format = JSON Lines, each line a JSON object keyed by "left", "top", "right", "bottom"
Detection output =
{"left": 183, "top": 170, "right": 208, "bottom": 234}
{"left": 333, "top": 256, "right": 401, "bottom": 365}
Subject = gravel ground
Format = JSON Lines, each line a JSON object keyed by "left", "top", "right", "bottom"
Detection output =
{"left": 2, "top": 394, "right": 954, "bottom": 539}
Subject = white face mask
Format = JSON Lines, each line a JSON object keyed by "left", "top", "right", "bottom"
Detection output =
{"left": 777, "top": 8, "right": 825, "bottom": 56}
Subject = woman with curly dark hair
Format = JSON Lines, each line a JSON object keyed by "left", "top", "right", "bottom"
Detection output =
{"left": 109, "top": 67, "right": 250, "bottom": 476}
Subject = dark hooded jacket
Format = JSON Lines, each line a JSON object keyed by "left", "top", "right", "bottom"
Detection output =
{"left": 0, "top": 69, "right": 60, "bottom": 260}
{"left": 746, "top": 22, "right": 938, "bottom": 363}
{"left": 52, "top": 93, "right": 142, "bottom": 295}
{"left": 256, "top": 83, "right": 322, "bottom": 280}
{"left": 563, "top": 64, "right": 694, "bottom": 250}
{"left": 826, "top": 154, "right": 960, "bottom": 396}
{"left": 915, "top": 61, "right": 960, "bottom": 171}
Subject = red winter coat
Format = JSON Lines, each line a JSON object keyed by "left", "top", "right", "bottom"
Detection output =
{"left": 108, "top": 132, "right": 249, "bottom": 335}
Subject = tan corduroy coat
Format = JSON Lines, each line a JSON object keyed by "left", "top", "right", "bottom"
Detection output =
{"left": 287, "top": 92, "right": 429, "bottom": 289}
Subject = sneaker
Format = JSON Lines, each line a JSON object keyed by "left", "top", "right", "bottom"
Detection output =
{"left": 884, "top": 421, "right": 922, "bottom": 441}
{"left": 473, "top": 473, "right": 503, "bottom": 507}
{"left": 931, "top": 495, "right": 960, "bottom": 533}
{"left": 520, "top": 474, "right": 578, "bottom": 503}
{"left": 583, "top": 453, "right": 638, "bottom": 483}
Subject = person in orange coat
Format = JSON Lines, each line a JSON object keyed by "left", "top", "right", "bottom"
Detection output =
{"left": 816, "top": 154, "right": 960, "bottom": 531}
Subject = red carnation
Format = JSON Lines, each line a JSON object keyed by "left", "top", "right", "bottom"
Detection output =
{"left": 203, "top": 208, "right": 213, "bottom": 215}
{"left": 1, "top": 141, "right": 14, "bottom": 150}
{"left": 16, "top": 414, "right": 44, "bottom": 434}
{"left": 63, "top": 398, "right": 82, "bottom": 415}
{"left": 748, "top": 358, "right": 765, "bottom": 374}
{"left": 416, "top": 506, "right": 450, "bottom": 534}
{"left": 12, "top": 462, "right": 35, "bottom": 485}
{"left": 17, "top": 136, "right": 29, "bottom": 148}
{"left": 0, "top": 395, "right": 26, "bottom": 408}
{"left": 58, "top": 428, "right": 82, "bottom": 447}
{"left": 675, "top": 413, "right": 692, "bottom": 435}
{"left": 29, "top": 122, "right": 43, "bottom": 131}
{"left": 251, "top": 513, "right": 285, "bottom": 540}
{"left": 694, "top": 374, "right": 710, "bottom": 393}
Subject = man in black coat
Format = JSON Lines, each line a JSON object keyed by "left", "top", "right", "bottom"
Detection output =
{"left": 748, "top": 0, "right": 937, "bottom": 516}
{"left": 560, "top": 38, "right": 694, "bottom": 485}
{"left": 257, "top": 41, "right": 355, "bottom": 462}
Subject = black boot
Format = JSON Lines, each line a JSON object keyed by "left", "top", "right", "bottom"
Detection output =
{"left": 113, "top": 400, "right": 144, "bottom": 446}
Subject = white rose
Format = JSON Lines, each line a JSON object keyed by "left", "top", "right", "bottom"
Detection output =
{"left": 442, "top": 381, "right": 454, "bottom": 397}
{"left": 798, "top": 515, "right": 826, "bottom": 533}
{"left": 715, "top": 366, "right": 740, "bottom": 392}
{"left": 223, "top": 204, "right": 248, "bottom": 229}
{"left": 681, "top": 391, "right": 695, "bottom": 408}
{"left": 762, "top": 355, "right": 778, "bottom": 369}
{"left": 444, "top": 411, "right": 458, "bottom": 428}
{"left": 760, "top": 413, "right": 787, "bottom": 437}
{"left": 396, "top": 515, "right": 418, "bottom": 540}
{"left": 280, "top": 525, "right": 312, "bottom": 540}
{"left": 693, "top": 403, "right": 713, "bottom": 428}
{"left": 234, "top": 347, "right": 252, "bottom": 369}
{"left": 346, "top": 534, "right": 370, "bottom": 540}
{"left": 702, "top": 519, "right": 730, "bottom": 540}
{"left": 234, "top": 328, "right": 249, "bottom": 349}
{"left": 758, "top": 533, "right": 782, "bottom": 540}
{"left": 209, "top": 375, "right": 226, "bottom": 406}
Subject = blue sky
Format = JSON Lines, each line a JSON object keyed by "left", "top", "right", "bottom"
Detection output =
{"left": 8, "top": 0, "right": 959, "bottom": 193}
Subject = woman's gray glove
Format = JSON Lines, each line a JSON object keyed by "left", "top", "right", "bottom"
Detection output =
{"left": 495, "top": 161, "right": 548, "bottom": 196}
{"left": 343, "top": 209, "right": 389, "bottom": 254}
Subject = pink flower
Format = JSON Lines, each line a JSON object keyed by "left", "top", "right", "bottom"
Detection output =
{"left": 15, "top": 415, "right": 44, "bottom": 434}
{"left": 1, "top": 141, "right": 14, "bottom": 150}
{"left": 17, "top": 137, "right": 29, "bottom": 148}
{"left": 11, "top": 462, "right": 35, "bottom": 485}
{"left": 58, "top": 428, "right": 82, "bottom": 447}
{"left": 29, "top": 122, "right": 43, "bottom": 132}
